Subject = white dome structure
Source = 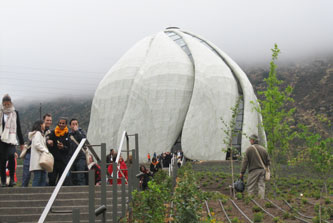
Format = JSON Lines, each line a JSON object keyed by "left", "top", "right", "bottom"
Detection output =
{"left": 87, "top": 28, "right": 266, "bottom": 162}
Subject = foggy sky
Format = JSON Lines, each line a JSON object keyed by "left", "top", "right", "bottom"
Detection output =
{"left": 1, "top": 0, "right": 332, "bottom": 103}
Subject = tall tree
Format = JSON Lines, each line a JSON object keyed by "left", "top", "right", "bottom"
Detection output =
{"left": 252, "top": 44, "right": 296, "bottom": 179}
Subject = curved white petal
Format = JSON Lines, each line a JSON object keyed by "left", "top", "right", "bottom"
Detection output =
{"left": 87, "top": 36, "right": 154, "bottom": 150}
{"left": 117, "top": 32, "right": 194, "bottom": 159}
{"left": 177, "top": 31, "right": 239, "bottom": 160}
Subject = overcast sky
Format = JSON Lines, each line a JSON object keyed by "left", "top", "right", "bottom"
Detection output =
{"left": 1, "top": 0, "right": 332, "bottom": 103}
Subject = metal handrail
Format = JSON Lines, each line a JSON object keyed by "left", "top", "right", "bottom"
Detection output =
{"left": 115, "top": 131, "right": 127, "bottom": 164}
{"left": 38, "top": 138, "right": 87, "bottom": 223}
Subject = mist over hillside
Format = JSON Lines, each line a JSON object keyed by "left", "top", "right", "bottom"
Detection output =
{"left": 15, "top": 57, "right": 332, "bottom": 142}
{"left": 16, "top": 97, "right": 92, "bottom": 141}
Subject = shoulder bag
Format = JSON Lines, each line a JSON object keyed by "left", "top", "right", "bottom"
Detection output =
{"left": 252, "top": 145, "right": 270, "bottom": 181}
{"left": 39, "top": 151, "right": 54, "bottom": 173}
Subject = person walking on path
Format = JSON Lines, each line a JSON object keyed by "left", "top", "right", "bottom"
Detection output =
{"left": 240, "top": 134, "right": 270, "bottom": 199}
{"left": 0, "top": 94, "right": 24, "bottom": 187}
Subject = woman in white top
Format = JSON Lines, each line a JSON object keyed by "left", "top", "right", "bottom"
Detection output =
{"left": 29, "top": 120, "right": 49, "bottom": 186}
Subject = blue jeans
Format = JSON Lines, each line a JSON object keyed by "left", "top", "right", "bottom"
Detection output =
{"left": 32, "top": 170, "right": 47, "bottom": 187}
{"left": 21, "top": 153, "right": 31, "bottom": 187}
{"left": 71, "top": 159, "right": 87, "bottom": 185}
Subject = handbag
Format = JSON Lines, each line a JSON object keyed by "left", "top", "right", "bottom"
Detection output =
{"left": 252, "top": 145, "right": 270, "bottom": 181}
{"left": 19, "top": 144, "right": 30, "bottom": 159}
{"left": 39, "top": 151, "right": 54, "bottom": 173}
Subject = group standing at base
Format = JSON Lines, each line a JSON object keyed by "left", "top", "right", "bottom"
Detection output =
{"left": 0, "top": 94, "right": 129, "bottom": 187}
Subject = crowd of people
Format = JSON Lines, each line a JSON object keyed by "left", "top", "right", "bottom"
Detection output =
{"left": 1, "top": 93, "right": 271, "bottom": 198}
{"left": 0, "top": 94, "right": 128, "bottom": 187}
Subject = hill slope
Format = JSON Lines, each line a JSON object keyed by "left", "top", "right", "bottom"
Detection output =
{"left": 16, "top": 57, "right": 332, "bottom": 142}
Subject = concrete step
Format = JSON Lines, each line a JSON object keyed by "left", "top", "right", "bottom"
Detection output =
{"left": 0, "top": 202, "right": 128, "bottom": 215}
{"left": 0, "top": 210, "right": 125, "bottom": 223}
{"left": 0, "top": 185, "right": 128, "bottom": 194}
{"left": 0, "top": 197, "right": 129, "bottom": 208}
{"left": 0, "top": 190, "right": 129, "bottom": 200}
{"left": 0, "top": 195, "right": 129, "bottom": 210}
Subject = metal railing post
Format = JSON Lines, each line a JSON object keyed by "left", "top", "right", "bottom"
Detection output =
{"left": 72, "top": 208, "right": 80, "bottom": 223}
{"left": 100, "top": 143, "right": 107, "bottom": 223}
{"left": 121, "top": 177, "right": 126, "bottom": 218}
{"left": 89, "top": 169, "right": 95, "bottom": 223}
{"left": 130, "top": 150, "right": 136, "bottom": 193}
{"left": 134, "top": 134, "right": 140, "bottom": 190}
{"left": 112, "top": 162, "right": 117, "bottom": 223}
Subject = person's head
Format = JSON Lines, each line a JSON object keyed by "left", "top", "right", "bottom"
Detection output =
{"left": 152, "top": 157, "right": 157, "bottom": 163}
{"left": 140, "top": 165, "right": 147, "bottom": 172}
{"left": 43, "top": 113, "right": 52, "bottom": 129}
{"left": 32, "top": 120, "right": 45, "bottom": 133}
{"left": 88, "top": 154, "right": 94, "bottom": 164}
{"left": 58, "top": 117, "right": 68, "bottom": 130}
{"left": 69, "top": 118, "right": 79, "bottom": 131}
{"left": 109, "top": 149, "right": 114, "bottom": 155}
{"left": 249, "top": 134, "right": 258, "bottom": 145}
{"left": 119, "top": 156, "right": 124, "bottom": 162}
{"left": 2, "top": 94, "right": 12, "bottom": 108}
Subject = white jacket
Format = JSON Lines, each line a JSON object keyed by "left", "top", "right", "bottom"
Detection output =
{"left": 29, "top": 131, "right": 49, "bottom": 171}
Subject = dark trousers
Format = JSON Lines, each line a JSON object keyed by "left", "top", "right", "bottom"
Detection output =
{"left": 71, "top": 159, "right": 87, "bottom": 185}
{"left": 22, "top": 153, "right": 31, "bottom": 187}
{"left": 48, "top": 161, "right": 71, "bottom": 186}
{"left": 0, "top": 141, "right": 15, "bottom": 185}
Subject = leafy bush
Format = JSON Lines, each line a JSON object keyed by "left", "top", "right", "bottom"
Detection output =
{"left": 130, "top": 171, "right": 171, "bottom": 223}
{"left": 235, "top": 192, "right": 243, "bottom": 200}
{"left": 173, "top": 163, "right": 204, "bottom": 223}
{"left": 231, "top": 217, "right": 240, "bottom": 223}
{"left": 252, "top": 205, "right": 261, "bottom": 213}
{"left": 253, "top": 212, "right": 264, "bottom": 222}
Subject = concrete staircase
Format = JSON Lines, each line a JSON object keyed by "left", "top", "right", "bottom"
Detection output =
{"left": 0, "top": 167, "right": 129, "bottom": 223}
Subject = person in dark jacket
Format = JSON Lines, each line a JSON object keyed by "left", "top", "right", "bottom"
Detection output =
{"left": 0, "top": 94, "right": 24, "bottom": 187}
{"left": 138, "top": 165, "right": 152, "bottom": 190}
{"left": 106, "top": 148, "right": 115, "bottom": 167}
{"left": 47, "top": 117, "right": 70, "bottom": 186}
{"left": 240, "top": 134, "right": 270, "bottom": 199}
{"left": 68, "top": 118, "right": 87, "bottom": 185}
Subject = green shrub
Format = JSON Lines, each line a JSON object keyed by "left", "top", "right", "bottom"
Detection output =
{"left": 252, "top": 205, "right": 261, "bottom": 213}
{"left": 282, "top": 212, "right": 289, "bottom": 219}
{"left": 253, "top": 212, "right": 264, "bottom": 222}
{"left": 325, "top": 197, "right": 331, "bottom": 204}
{"left": 173, "top": 163, "right": 204, "bottom": 223}
{"left": 301, "top": 198, "right": 308, "bottom": 204}
{"left": 273, "top": 216, "right": 281, "bottom": 223}
{"left": 231, "top": 217, "right": 240, "bottom": 223}
{"left": 131, "top": 180, "right": 170, "bottom": 223}
{"left": 235, "top": 192, "right": 243, "bottom": 200}
{"left": 264, "top": 202, "right": 273, "bottom": 208}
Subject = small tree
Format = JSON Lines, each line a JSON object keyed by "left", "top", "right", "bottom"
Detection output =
{"left": 252, "top": 44, "right": 297, "bottom": 180}
{"left": 292, "top": 119, "right": 333, "bottom": 196}
{"left": 221, "top": 96, "right": 243, "bottom": 198}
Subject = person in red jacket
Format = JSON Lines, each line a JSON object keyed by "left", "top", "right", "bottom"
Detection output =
{"left": 108, "top": 156, "right": 128, "bottom": 185}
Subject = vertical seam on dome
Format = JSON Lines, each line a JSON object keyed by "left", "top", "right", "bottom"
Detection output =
{"left": 181, "top": 30, "right": 245, "bottom": 154}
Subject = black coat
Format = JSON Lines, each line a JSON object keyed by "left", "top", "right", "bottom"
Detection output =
{"left": 68, "top": 129, "right": 86, "bottom": 163}
{"left": 48, "top": 129, "right": 70, "bottom": 166}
